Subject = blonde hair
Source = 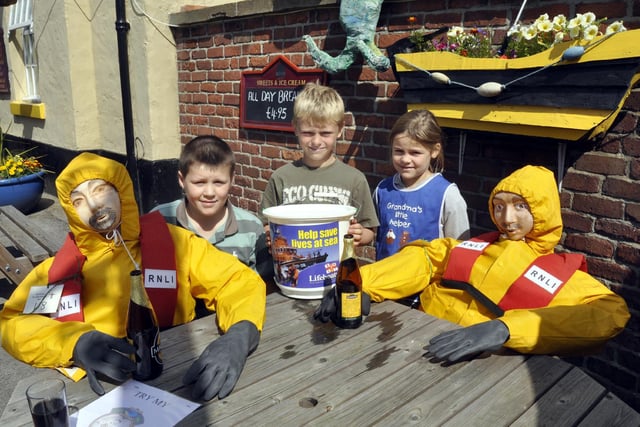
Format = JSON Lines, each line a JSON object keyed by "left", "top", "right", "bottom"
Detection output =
{"left": 292, "top": 82, "right": 345, "bottom": 129}
{"left": 389, "top": 109, "right": 445, "bottom": 173}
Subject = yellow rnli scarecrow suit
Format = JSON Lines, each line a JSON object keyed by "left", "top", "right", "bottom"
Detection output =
{"left": 359, "top": 166, "right": 629, "bottom": 355}
{"left": 0, "top": 153, "right": 266, "bottom": 399}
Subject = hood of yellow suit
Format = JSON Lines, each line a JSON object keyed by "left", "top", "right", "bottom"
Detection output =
{"left": 55, "top": 152, "right": 140, "bottom": 251}
{"left": 488, "top": 165, "right": 562, "bottom": 255}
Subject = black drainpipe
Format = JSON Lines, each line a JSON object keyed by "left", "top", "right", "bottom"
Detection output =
{"left": 115, "top": 0, "right": 143, "bottom": 213}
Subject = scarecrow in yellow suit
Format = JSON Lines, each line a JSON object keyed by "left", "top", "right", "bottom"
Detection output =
{"left": 316, "top": 165, "right": 629, "bottom": 361}
{"left": 1, "top": 153, "right": 266, "bottom": 400}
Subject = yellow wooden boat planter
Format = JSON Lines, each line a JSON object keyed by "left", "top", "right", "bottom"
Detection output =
{"left": 392, "top": 29, "right": 640, "bottom": 141}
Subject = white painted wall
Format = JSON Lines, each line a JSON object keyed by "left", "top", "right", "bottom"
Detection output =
{"left": 0, "top": 0, "right": 192, "bottom": 160}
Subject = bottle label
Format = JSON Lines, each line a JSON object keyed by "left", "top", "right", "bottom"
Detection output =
{"left": 150, "top": 328, "right": 162, "bottom": 364}
{"left": 340, "top": 292, "right": 361, "bottom": 318}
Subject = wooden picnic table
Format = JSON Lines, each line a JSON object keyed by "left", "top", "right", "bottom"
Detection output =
{"left": 0, "top": 204, "right": 62, "bottom": 285}
{"left": 2, "top": 291, "right": 639, "bottom": 426}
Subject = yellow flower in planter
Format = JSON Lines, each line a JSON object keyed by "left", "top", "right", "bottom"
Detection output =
{"left": 408, "top": 12, "right": 626, "bottom": 59}
{"left": 0, "top": 150, "right": 44, "bottom": 179}
{"left": 506, "top": 12, "right": 626, "bottom": 58}
{"left": 0, "top": 128, "right": 46, "bottom": 180}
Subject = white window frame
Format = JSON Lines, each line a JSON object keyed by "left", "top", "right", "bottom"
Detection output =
{"left": 7, "top": 0, "right": 39, "bottom": 103}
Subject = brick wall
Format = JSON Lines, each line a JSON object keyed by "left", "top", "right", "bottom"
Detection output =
{"left": 173, "top": 0, "right": 640, "bottom": 410}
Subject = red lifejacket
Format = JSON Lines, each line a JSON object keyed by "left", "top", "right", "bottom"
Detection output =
{"left": 49, "top": 211, "right": 178, "bottom": 328}
{"left": 442, "top": 232, "right": 588, "bottom": 312}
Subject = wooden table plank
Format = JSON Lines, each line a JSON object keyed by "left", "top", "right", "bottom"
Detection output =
{"left": 222, "top": 309, "right": 454, "bottom": 426}
{"left": 0, "top": 211, "right": 50, "bottom": 264}
{"left": 440, "top": 354, "right": 573, "bottom": 426}
{"left": 0, "top": 205, "right": 61, "bottom": 257}
{"left": 511, "top": 366, "right": 607, "bottom": 426}
{"left": 2, "top": 292, "right": 639, "bottom": 426}
{"left": 149, "top": 295, "right": 321, "bottom": 398}
{"left": 0, "top": 370, "right": 65, "bottom": 427}
{"left": 578, "top": 392, "right": 640, "bottom": 426}
{"left": 177, "top": 300, "right": 440, "bottom": 425}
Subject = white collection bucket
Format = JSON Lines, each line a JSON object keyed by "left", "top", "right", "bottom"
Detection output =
{"left": 262, "top": 204, "right": 357, "bottom": 299}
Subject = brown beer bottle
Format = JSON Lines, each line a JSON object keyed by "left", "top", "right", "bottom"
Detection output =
{"left": 333, "top": 234, "right": 363, "bottom": 329}
{"left": 126, "top": 270, "right": 163, "bottom": 380}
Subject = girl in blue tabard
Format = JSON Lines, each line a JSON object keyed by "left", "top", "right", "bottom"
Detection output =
{"left": 373, "top": 110, "right": 470, "bottom": 306}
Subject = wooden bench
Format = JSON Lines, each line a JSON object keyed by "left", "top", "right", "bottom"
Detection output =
{"left": 0, "top": 205, "right": 61, "bottom": 285}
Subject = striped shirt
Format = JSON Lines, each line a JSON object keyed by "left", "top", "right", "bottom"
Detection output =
{"left": 152, "top": 199, "right": 272, "bottom": 278}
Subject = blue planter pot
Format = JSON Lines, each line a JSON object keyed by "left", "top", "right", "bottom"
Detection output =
{"left": 0, "top": 170, "right": 46, "bottom": 213}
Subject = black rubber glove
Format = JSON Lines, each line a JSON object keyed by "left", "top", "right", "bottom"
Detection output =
{"left": 72, "top": 330, "right": 136, "bottom": 395}
{"left": 426, "top": 320, "right": 510, "bottom": 363}
{"left": 183, "top": 320, "right": 260, "bottom": 401}
{"left": 313, "top": 290, "right": 371, "bottom": 323}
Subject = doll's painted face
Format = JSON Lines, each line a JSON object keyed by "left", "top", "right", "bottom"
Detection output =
{"left": 70, "top": 179, "right": 121, "bottom": 233}
{"left": 492, "top": 191, "right": 533, "bottom": 241}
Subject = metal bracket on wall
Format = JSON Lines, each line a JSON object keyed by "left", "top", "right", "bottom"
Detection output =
{"left": 458, "top": 131, "right": 467, "bottom": 174}
{"left": 557, "top": 142, "right": 566, "bottom": 191}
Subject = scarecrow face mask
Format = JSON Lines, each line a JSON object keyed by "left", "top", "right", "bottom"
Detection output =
{"left": 492, "top": 191, "right": 534, "bottom": 241}
{"left": 70, "top": 179, "right": 122, "bottom": 234}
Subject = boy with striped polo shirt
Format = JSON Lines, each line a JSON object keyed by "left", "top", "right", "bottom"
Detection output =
{"left": 154, "top": 136, "right": 272, "bottom": 279}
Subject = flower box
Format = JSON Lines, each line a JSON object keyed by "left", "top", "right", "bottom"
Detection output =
{"left": 0, "top": 170, "right": 46, "bottom": 213}
{"left": 391, "top": 29, "right": 640, "bottom": 140}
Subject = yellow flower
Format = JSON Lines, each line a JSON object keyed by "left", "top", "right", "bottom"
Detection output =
{"left": 0, "top": 149, "right": 45, "bottom": 179}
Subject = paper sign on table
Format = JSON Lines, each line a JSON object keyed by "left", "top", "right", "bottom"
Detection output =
{"left": 71, "top": 380, "right": 199, "bottom": 426}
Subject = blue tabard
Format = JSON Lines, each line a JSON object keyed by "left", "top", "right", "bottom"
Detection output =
{"left": 375, "top": 173, "right": 451, "bottom": 259}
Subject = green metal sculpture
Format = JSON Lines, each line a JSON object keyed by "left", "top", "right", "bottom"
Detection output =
{"left": 303, "top": 0, "right": 390, "bottom": 74}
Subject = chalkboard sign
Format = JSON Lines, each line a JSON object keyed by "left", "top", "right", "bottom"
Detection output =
{"left": 240, "top": 56, "right": 326, "bottom": 132}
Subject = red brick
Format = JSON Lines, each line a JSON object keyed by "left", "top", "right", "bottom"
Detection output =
{"left": 464, "top": 10, "right": 510, "bottom": 27}
{"left": 260, "top": 145, "right": 283, "bottom": 159}
{"left": 207, "top": 116, "right": 223, "bottom": 128}
{"left": 576, "top": 2, "right": 628, "bottom": 21}
{"left": 216, "top": 82, "right": 234, "bottom": 93}
{"left": 596, "top": 134, "right": 623, "bottom": 154}
{"left": 623, "top": 135, "right": 640, "bottom": 157}
{"left": 574, "top": 153, "right": 627, "bottom": 176}
{"left": 206, "top": 47, "right": 224, "bottom": 59}
{"left": 234, "top": 153, "right": 251, "bottom": 168}
{"left": 223, "top": 45, "right": 242, "bottom": 57}
{"left": 562, "top": 210, "right": 595, "bottom": 233}
{"left": 192, "top": 93, "right": 207, "bottom": 104}
{"left": 573, "top": 194, "right": 624, "bottom": 219}
{"left": 190, "top": 71, "right": 207, "bottom": 82}
{"left": 617, "top": 243, "right": 640, "bottom": 265}
{"left": 628, "top": 203, "right": 640, "bottom": 222}
{"left": 562, "top": 171, "right": 602, "bottom": 193}
{"left": 191, "top": 49, "right": 207, "bottom": 60}
{"left": 595, "top": 218, "right": 640, "bottom": 243}
{"left": 212, "top": 58, "right": 231, "bottom": 70}
{"left": 206, "top": 93, "right": 223, "bottom": 104}
{"left": 604, "top": 177, "right": 640, "bottom": 202}
{"left": 623, "top": 88, "right": 640, "bottom": 111}
{"left": 610, "top": 111, "right": 639, "bottom": 134}
{"left": 564, "top": 234, "right": 615, "bottom": 257}
{"left": 586, "top": 257, "right": 634, "bottom": 284}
